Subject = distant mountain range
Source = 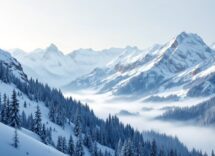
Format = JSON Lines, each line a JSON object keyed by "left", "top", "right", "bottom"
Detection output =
{"left": 10, "top": 44, "right": 124, "bottom": 87}
{"left": 63, "top": 32, "right": 215, "bottom": 99}
{"left": 10, "top": 32, "right": 215, "bottom": 100}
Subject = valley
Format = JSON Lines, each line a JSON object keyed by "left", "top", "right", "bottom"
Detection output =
{"left": 0, "top": 32, "right": 214, "bottom": 156}
{"left": 64, "top": 90, "right": 215, "bottom": 154}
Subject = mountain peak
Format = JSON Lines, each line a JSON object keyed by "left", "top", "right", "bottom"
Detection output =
{"left": 45, "top": 43, "right": 63, "bottom": 56}
{"left": 174, "top": 32, "right": 205, "bottom": 45}
{"left": 125, "top": 45, "right": 138, "bottom": 51}
{"left": 46, "top": 43, "right": 59, "bottom": 52}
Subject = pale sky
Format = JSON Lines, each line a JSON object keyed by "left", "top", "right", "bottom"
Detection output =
{"left": 0, "top": 0, "right": 214, "bottom": 53}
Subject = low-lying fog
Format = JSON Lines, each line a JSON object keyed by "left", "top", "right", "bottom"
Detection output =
{"left": 64, "top": 91, "right": 215, "bottom": 154}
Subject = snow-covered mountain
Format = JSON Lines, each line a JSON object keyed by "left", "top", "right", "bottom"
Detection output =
{"left": 9, "top": 32, "right": 215, "bottom": 99}
{"left": 211, "top": 42, "right": 215, "bottom": 50}
{"left": 0, "top": 48, "right": 27, "bottom": 81}
{"left": 1, "top": 48, "right": 199, "bottom": 156}
{"left": 10, "top": 44, "right": 124, "bottom": 88}
{"left": 66, "top": 32, "right": 215, "bottom": 99}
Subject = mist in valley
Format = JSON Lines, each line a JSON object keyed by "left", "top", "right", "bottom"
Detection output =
{"left": 65, "top": 91, "right": 215, "bottom": 154}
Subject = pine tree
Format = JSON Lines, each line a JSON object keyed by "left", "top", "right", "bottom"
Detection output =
{"left": 23, "top": 101, "right": 27, "bottom": 108}
{"left": 27, "top": 113, "right": 34, "bottom": 130}
{"left": 91, "top": 142, "right": 98, "bottom": 156}
{"left": 57, "top": 136, "right": 63, "bottom": 152}
{"left": 47, "top": 127, "right": 53, "bottom": 145}
{"left": 74, "top": 110, "right": 81, "bottom": 137}
{"left": 116, "top": 139, "right": 123, "bottom": 156}
{"left": 212, "top": 150, "right": 215, "bottom": 156}
{"left": 6, "top": 98, "right": 10, "bottom": 122}
{"left": 121, "top": 139, "right": 135, "bottom": 156}
{"left": 62, "top": 137, "right": 67, "bottom": 153}
{"left": 68, "top": 135, "right": 75, "bottom": 156}
{"left": 9, "top": 90, "right": 20, "bottom": 128}
{"left": 0, "top": 93, "right": 1, "bottom": 115}
{"left": 169, "top": 150, "right": 174, "bottom": 156}
{"left": 13, "top": 128, "right": 19, "bottom": 148}
{"left": 84, "top": 131, "right": 93, "bottom": 150}
{"left": 158, "top": 149, "right": 165, "bottom": 156}
{"left": 33, "top": 105, "right": 42, "bottom": 135}
{"left": 41, "top": 124, "right": 47, "bottom": 144}
{"left": 1, "top": 94, "right": 8, "bottom": 124}
{"left": 75, "top": 134, "right": 84, "bottom": 156}
{"left": 21, "top": 111, "right": 27, "bottom": 128}
{"left": 150, "top": 140, "right": 157, "bottom": 156}
{"left": 49, "top": 105, "right": 56, "bottom": 122}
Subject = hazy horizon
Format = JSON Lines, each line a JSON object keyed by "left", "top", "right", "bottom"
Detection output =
{"left": 0, "top": 0, "right": 214, "bottom": 52}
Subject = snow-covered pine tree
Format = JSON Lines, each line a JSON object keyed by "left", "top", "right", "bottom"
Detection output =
{"left": 49, "top": 105, "right": 56, "bottom": 123}
{"left": 21, "top": 111, "right": 27, "bottom": 128}
{"left": 68, "top": 135, "right": 75, "bottom": 156}
{"left": 62, "top": 137, "right": 67, "bottom": 153}
{"left": 33, "top": 105, "right": 42, "bottom": 135}
{"left": 27, "top": 113, "right": 34, "bottom": 130}
{"left": 121, "top": 139, "right": 135, "bottom": 156}
{"left": 13, "top": 128, "right": 19, "bottom": 148}
{"left": 9, "top": 90, "right": 21, "bottom": 128}
{"left": 158, "top": 148, "right": 165, "bottom": 156}
{"left": 212, "top": 150, "right": 215, "bottom": 156}
{"left": 41, "top": 124, "right": 48, "bottom": 144}
{"left": 169, "top": 149, "right": 177, "bottom": 156}
{"left": 91, "top": 141, "right": 98, "bottom": 156}
{"left": 150, "top": 140, "right": 157, "bottom": 156}
{"left": 57, "top": 136, "right": 63, "bottom": 151}
{"left": 116, "top": 139, "right": 123, "bottom": 156}
{"left": 0, "top": 93, "right": 1, "bottom": 116}
{"left": 57, "top": 136, "right": 67, "bottom": 153}
{"left": 6, "top": 98, "right": 10, "bottom": 122}
{"left": 75, "top": 134, "right": 84, "bottom": 156}
{"left": 74, "top": 109, "right": 82, "bottom": 137}
{"left": 23, "top": 101, "right": 27, "bottom": 108}
{"left": 1, "top": 94, "right": 8, "bottom": 124}
{"left": 46, "top": 127, "right": 53, "bottom": 145}
{"left": 84, "top": 130, "right": 93, "bottom": 150}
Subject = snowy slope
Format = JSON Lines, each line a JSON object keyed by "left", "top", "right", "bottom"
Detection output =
{"left": 64, "top": 44, "right": 161, "bottom": 92}
{"left": 66, "top": 32, "right": 215, "bottom": 98}
{"left": 0, "top": 80, "right": 114, "bottom": 156}
{"left": 0, "top": 123, "right": 65, "bottom": 156}
{"left": 0, "top": 48, "right": 27, "bottom": 81}
{"left": 0, "top": 49, "right": 114, "bottom": 156}
{"left": 10, "top": 45, "right": 124, "bottom": 88}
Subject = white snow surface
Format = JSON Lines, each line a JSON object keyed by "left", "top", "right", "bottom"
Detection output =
{"left": 0, "top": 122, "right": 65, "bottom": 156}
{"left": 0, "top": 49, "right": 27, "bottom": 81}
{"left": 0, "top": 80, "right": 114, "bottom": 156}
{"left": 10, "top": 44, "right": 124, "bottom": 88}
{"left": 66, "top": 32, "right": 215, "bottom": 98}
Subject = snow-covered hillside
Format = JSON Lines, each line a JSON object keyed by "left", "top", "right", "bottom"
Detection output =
{"left": 2, "top": 45, "right": 208, "bottom": 156}
{"left": 0, "top": 49, "right": 114, "bottom": 156}
{"left": 66, "top": 32, "right": 215, "bottom": 99}
{"left": 0, "top": 49, "right": 27, "bottom": 81}
{"left": 10, "top": 44, "right": 124, "bottom": 88}
{"left": 0, "top": 123, "right": 64, "bottom": 156}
